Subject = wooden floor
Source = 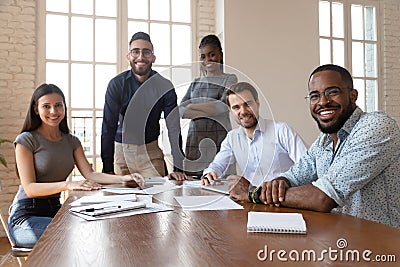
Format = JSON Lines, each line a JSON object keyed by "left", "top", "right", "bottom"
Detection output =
{"left": 0, "top": 237, "right": 19, "bottom": 267}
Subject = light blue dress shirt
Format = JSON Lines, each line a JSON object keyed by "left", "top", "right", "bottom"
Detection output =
{"left": 203, "top": 118, "right": 308, "bottom": 186}
{"left": 283, "top": 107, "right": 400, "bottom": 228}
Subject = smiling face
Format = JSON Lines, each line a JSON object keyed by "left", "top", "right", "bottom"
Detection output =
{"left": 308, "top": 70, "right": 358, "bottom": 134}
{"left": 126, "top": 39, "right": 155, "bottom": 79}
{"left": 228, "top": 89, "right": 260, "bottom": 131}
{"left": 199, "top": 44, "right": 223, "bottom": 75}
{"left": 35, "top": 93, "right": 65, "bottom": 128}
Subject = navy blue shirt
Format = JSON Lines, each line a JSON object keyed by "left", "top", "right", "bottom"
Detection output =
{"left": 101, "top": 69, "right": 184, "bottom": 173}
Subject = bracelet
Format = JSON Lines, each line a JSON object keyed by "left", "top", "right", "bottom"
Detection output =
{"left": 251, "top": 186, "right": 260, "bottom": 204}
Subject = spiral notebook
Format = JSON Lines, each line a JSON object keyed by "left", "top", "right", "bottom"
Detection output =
{"left": 247, "top": 212, "right": 307, "bottom": 234}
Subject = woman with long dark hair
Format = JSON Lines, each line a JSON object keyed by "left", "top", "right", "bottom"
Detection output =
{"left": 8, "top": 83, "right": 144, "bottom": 248}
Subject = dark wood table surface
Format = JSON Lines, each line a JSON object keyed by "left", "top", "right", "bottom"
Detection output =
{"left": 24, "top": 182, "right": 400, "bottom": 267}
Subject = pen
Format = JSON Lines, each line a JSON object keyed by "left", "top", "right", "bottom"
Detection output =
{"left": 84, "top": 205, "right": 121, "bottom": 212}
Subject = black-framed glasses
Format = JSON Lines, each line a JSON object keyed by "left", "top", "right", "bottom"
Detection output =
{"left": 129, "top": 48, "right": 153, "bottom": 58}
{"left": 305, "top": 86, "right": 342, "bottom": 105}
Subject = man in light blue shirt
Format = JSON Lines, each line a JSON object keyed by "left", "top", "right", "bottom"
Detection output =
{"left": 259, "top": 64, "right": 400, "bottom": 228}
{"left": 202, "top": 82, "right": 307, "bottom": 187}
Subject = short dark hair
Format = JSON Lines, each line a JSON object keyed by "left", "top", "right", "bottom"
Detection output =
{"left": 129, "top": 31, "right": 153, "bottom": 46}
{"left": 226, "top": 82, "right": 259, "bottom": 106}
{"left": 308, "top": 64, "right": 354, "bottom": 90}
{"left": 21, "top": 83, "right": 70, "bottom": 134}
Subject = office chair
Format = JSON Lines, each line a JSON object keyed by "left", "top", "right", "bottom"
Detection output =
{"left": 0, "top": 209, "right": 32, "bottom": 266}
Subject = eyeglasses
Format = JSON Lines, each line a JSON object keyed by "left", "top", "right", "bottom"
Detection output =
{"left": 129, "top": 48, "right": 153, "bottom": 58}
{"left": 305, "top": 87, "right": 342, "bottom": 105}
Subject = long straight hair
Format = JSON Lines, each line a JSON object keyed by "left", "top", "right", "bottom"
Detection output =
{"left": 21, "top": 83, "right": 70, "bottom": 134}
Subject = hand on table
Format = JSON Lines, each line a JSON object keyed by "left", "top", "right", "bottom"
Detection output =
{"left": 260, "top": 178, "right": 290, "bottom": 207}
{"left": 168, "top": 171, "right": 187, "bottom": 181}
{"left": 201, "top": 172, "right": 219, "bottom": 186}
{"left": 227, "top": 175, "right": 250, "bottom": 202}
{"left": 122, "top": 173, "right": 145, "bottom": 188}
{"left": 68, "top": 180, "right": 102, "bottom": 191}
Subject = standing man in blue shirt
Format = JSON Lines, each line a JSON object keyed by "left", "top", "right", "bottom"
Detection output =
{"left": 245, "top": 64, "right": 399, "bottom": 228}
{"left": 101, "top": 32, "right": 186, "bottom": 180}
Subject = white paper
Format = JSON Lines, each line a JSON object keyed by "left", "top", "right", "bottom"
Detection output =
{"left": 70, "top": 202, "right": 172, "bottom": 221}
{"left": 174, "top": 195, "right": 244, "bottom": 211}
{"left": 69, "top": 194, "right": 137, "bottom": 207}
{"left": 102, "top": 187, "right": 145, "bottom": 194}
{"left": 145, "top": 176, "right": 167, "bottom": 185}
{"left": 183, "top": 180, "right": 202, "bottom": 187}
{"left": 142, "top": 183, "right": 181, "bottom": 195}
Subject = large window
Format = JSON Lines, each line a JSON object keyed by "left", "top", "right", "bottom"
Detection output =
{"left": 319, "top": 0, "right": 379, "bottom": 112}
{"left": 38, "top": 0, "right": 194, "bottom": 173}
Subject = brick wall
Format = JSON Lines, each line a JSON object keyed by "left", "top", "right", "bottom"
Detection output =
{"left": 382, "top": 0, "right": 400, "bottom": 121}
{"left": 0, "top": 0, "right": 36, "bottom": 237}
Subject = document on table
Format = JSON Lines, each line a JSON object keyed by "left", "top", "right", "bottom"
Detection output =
{"left": 102, "top": 183, "right": 180, "bottom": 195}
{"left": 69, "top": 194, "right": 138, "bottom": 207}
{"left": 174, "top": 195, "right": 244, "bottom": 211}
{"left": 102, "top": 187, "right": 145, "bottom": 194}
{"left": 70, "top": 201, "right": 173, "bottom": 221}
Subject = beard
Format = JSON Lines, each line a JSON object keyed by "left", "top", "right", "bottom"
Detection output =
{"left": 313, "top": 102, "right": 356, "bottom": 134}
{"left": 130, "top": 61, "right": 152, "bottom": 77}
{"left": 237, "top": 113, "right": 258, "bottom": 129}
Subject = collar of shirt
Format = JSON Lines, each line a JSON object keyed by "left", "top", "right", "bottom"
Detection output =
{"left": 125, "top": 69, "right": 157, "bottom": 84}
{"left": 319, "top": 106, "right": 364, "bottom": 148}
{"left": 237, "top": 117, "right": 268, "bottom": 140}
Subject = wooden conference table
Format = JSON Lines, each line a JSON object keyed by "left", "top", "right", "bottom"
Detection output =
{"left": 24, "top": 182, "right": 400, "bottom": 267}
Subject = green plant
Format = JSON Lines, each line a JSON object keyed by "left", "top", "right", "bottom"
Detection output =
{"left": 0, "top": 138, "right": 12, "bottom": 168}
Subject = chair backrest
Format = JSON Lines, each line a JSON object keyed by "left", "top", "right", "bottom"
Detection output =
{"left": 0, "top": 209, "right": 13, "bottom": 246}
{"left": 0, "top": 209, "right": 32, "bottom": 258}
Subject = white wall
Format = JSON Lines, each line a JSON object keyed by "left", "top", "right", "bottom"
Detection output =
{"left": 220, "top": 0, "right": 321, "bottom": 145}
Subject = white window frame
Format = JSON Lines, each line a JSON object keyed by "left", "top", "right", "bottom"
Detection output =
{"left": 36, "top": 0, "right": 196, "bottom": 173}
{"left": 319, "top": 0, "right": 382, "bottom": 112}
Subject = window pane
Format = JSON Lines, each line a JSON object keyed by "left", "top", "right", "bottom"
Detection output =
{"left": 172, "top": 25, "right": 191, "bottom": 65}
{"left": 151, "top": 23, "right": 170, "bottom": 65}
{"left": 171, "top": 67, "right": 192, "bottom": 102}
{"left": 128, "top": 0, "right": 148, "bottom": 19}
{"left": 365, "top": 43, "right": 376, "bottom": 78}
{"left": 352, "top": 42, "right": 364, "bottom": 77}
{"left": 95, "top": 64, "right": 117, "bottom": 109}
{"left": 154, "top": 66, "right": 171, "bottom": 80}
{"left": 46, "top": 62, "right": 69, "bottom": 106}
{"left": 351, "top": 5, "right": 363, "bottom": 40}
{"left": 71, "top": 0, "right": 93, "bottom": 15}
{"left": 150, "top": 0, "right": 170, "bottom": 21}
{"left": 71, "top": 110, "right": 94, "bottom": 153}
{"left": 319, "top": 1, "right": 330, "bottom": 36}
{"left": 46, "top": 15, "right": 68, "bottom": 60}
{"left": 71, "top": 63, "right": 93, "bottom": 108}
{"left": 365, "top": 6, "right": 376, "bottom": 41}
{"left": 95, "top": 19, "right": 117, "bottom": 63}
{"left": 354, "top": 78, "right": 365, "bottom": 111}
{"left": 71, "top": 17, "right": 93, "bottom": 61}
{"left": 128, "top": 21, "right": 149, "bottom": 41}
{"left": 332, "top": 39, "right": 344, "bottom": 67}
{"left": 96, "top": 0, "right": 117, "bottom": 17}
{"left": 46, "top": 0, "right": 69, "bottom": 12}
{"left": 319, "top": 38, "right": 331, "bottom": 65}
{"left": 366, "top": 80, "right": 377, "bottom": 112}
{"left": 172, "top": 0, "right": 191, "bottom": 23}
{"left": 332, "top": 2, "right": 344, "bottom": 38}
